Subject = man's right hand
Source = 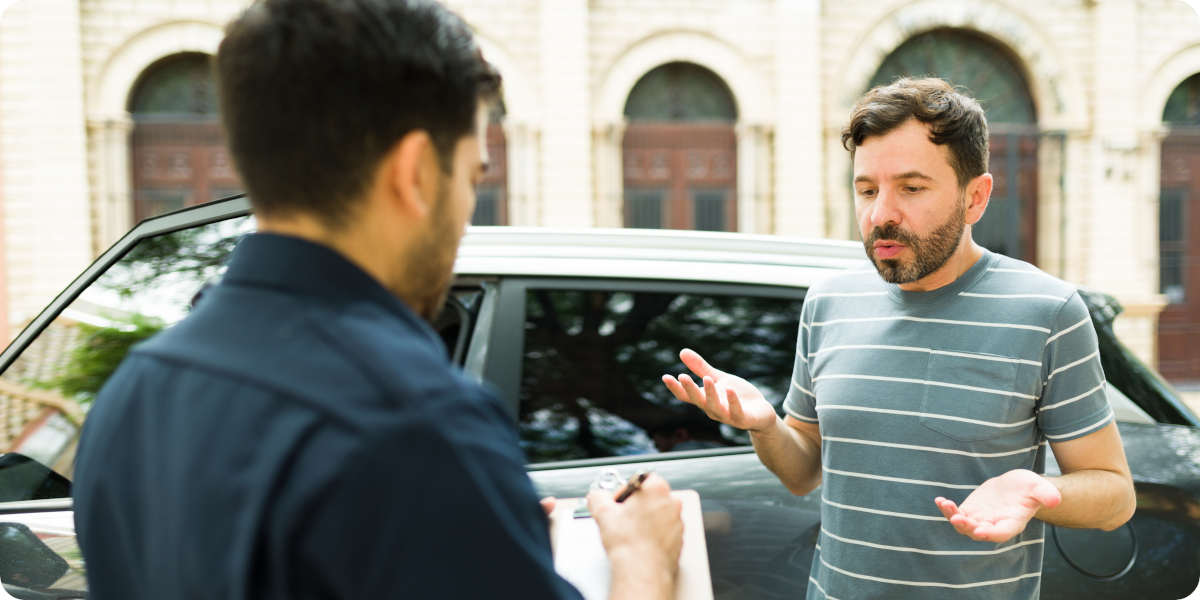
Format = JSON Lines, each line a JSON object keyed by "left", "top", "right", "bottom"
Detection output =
{"left": 588, "top": 474, "right": 683, "bottom": 600}
{"left": 661, "top": 348, "right": 777, "bottom": 432}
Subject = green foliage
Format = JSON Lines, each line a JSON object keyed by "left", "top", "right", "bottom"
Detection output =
{"left": 50, "top": 317, "right": 164, "bottom": 404}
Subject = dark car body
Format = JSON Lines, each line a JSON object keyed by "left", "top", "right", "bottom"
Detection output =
{"left": 0, "top": 195, "right": 1197, "bottom": 599}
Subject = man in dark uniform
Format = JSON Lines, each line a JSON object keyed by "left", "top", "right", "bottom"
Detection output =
{"left": 72, "top": 1, "right": 683, "bottom": 598}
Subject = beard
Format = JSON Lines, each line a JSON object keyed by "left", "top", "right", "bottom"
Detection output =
{"left": 863, "top": 196, "right": 966, "bottom": 284}
{"left": 408, "top": 178, "right": 463, "bottom": 322}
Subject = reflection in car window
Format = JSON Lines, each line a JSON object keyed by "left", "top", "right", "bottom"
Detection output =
{"left": 519, "top": 288, "right": 803, "bottom": 462}
{"left": 0, "top": 216, "right": 254, "bottom": 480}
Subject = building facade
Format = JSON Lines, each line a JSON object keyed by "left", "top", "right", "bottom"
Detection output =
{"left": 2, "top": 0, "right": 1200, "bottom": 379}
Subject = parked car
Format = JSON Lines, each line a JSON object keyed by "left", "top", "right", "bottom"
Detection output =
{"left": 0, "top": 195, "right": 1197, "bottom": 599}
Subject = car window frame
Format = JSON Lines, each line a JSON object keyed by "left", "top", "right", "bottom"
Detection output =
{"left": 477, "top": 275, "right": 807, "bottom": 470}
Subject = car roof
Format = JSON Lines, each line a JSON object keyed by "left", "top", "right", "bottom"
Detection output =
{"left": 456, "top": 226, "right": 869, "bottom": 288}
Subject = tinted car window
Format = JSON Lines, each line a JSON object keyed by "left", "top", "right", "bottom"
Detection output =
{"left": 518, "top": 288, "right": 804, "bottom": 462}
{"left": 0, "top": 216, "right": 254, "bottom": 481}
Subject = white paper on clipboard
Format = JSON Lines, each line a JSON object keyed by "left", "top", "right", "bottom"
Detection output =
{"left": 548, "top": 489, "right": 712, "bottom": 600}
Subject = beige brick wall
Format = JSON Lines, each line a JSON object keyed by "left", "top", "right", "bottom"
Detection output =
{"left": 3, "top": 0, "right": 1200, "bottom": 367}
{"left": 1, "top": 0, "right": 93, "bottom": 330}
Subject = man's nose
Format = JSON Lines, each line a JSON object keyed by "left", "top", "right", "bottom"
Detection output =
{"left": 870, "top": 188, "right": 902, "bottom": 229}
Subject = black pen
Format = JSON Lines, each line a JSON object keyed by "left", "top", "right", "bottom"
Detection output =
{"left": 614, "top": 470, "right": 651, "bottom": 503}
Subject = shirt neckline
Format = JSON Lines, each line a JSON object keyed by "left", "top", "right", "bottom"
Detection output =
{"left": 884, "top": 248, "right": 996, "bottom": 306}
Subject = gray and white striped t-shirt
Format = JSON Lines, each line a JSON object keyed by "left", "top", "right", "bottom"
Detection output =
{"left": 783, "top": 248, "right": 1112, "bottom": 600}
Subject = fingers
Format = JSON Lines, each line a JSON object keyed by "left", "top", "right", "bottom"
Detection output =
{"left": 726, "top": 387, "right": 745, "bottom": 423}
{"left": 680, "top": 348, "right": 721, "bottom": 378}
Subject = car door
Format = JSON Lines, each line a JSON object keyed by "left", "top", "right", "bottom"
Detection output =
{"left": 468, "top": 277, "right": 822, "bottom": 599}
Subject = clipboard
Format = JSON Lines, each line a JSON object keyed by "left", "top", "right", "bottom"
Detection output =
{"left": 548, "top": 489, "right": 713, "bottom": 600}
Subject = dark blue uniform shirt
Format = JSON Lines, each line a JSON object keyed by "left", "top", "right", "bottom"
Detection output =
{"left": 74, "top": 233, "right": 581, "bottom": 600}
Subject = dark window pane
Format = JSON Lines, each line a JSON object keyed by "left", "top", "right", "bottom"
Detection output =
{"left": 1160, "top": 187, "right": 1188, "bottom": 303}
{"left": 128, "top": 53, "right": 218, "bottom": 121}
{"left": 473, "top": 186, "right": 500, "bottom": 226}
{"left": 624, "top": 62, "right": 737, "bottom": 122}
{"left": 869, "top": 29, "right": 1034, "bottom": 125}
{"left": 518, "top": 288, "right": 804, "bottom": 462}
{"left": 626, "top": 190, "right": 664, "bottom": 229}
{"left": 692, "top": 190, "right": 726, "bottom": 231}
{"left": 1164, "top": 73, "right": 1200, "bottom": 126}
{"left": 1160, "top": 188, "right": 1185, "bottom": 243}
{"left": 135, "top": 188, "right": 189, "bottom": 218}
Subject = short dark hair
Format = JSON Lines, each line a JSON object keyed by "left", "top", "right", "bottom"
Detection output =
{"left": 215, "top": 0, "right": 501, "bottom": 226}
{"left": 841, "top": 77, "right": 988, "bottom": 188}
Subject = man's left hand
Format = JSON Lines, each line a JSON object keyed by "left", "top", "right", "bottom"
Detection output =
{"left": 934, "top": 469, "right": 1062, "bottom": 543}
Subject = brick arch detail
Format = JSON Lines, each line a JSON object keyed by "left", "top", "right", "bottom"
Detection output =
{"left": 91, "top": 20, "right": 223, "bottom": 119}
{"left": 1142, "top": 43, "right": 1200, "bottom": 129}
{"left": 594, "top": 30, "right": 769, "bottom": 125}
{"left": 833, "top": 0, "right": 1086, "bottom": 132}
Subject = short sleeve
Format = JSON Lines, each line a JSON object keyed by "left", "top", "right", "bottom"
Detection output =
{"left": 1037, "top": 292, "right": 1113, "bottom": 442}
{"left": 782, "top": 298, "right": 818, "bottom": 424}
{"left": 294, "top": 386, "right": 583, "bottom": 599}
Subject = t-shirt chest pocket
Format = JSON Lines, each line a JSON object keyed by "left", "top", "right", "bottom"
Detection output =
{"left": 919, "top": 351, "right": 1028, "bottom": 442}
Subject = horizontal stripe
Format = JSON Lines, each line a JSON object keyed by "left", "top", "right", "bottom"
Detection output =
{"left": 1045, "top": 317, "right": 1089, "bottom": 345}
{"left": 1044, "top": 412, "right": 1113, "bottom": 440}
{"left": 820, "top": 527, "right": 1043, "bottom": 556}
{"left": 987, "top": 267, "right": 1043, "bottom": 275}
{"left": 811, "top": 344, "right": 1041, "bottom": 366}
{"left": 1039, "top": 381, "right": 1105, "bottom": 412}
{"left": 796, "top": 350, "right": 808, "bottom": 364}
{"left": 821, "top": 495, "right": 946, "bottom": 521}
{"left": 810, "top": 315, "right": 1051, "bottom": 334}
{"left": 819, "top": 554, "right": 1041, "bottom": 589}
{"left": 784, "top": 407, "right": 819, "bottom": 423}
{"left": 823, "top": 436, "right": 1040, "bottom": 458}
{"left": 824, "top": 466, "right": 979, "bottom": 490}
{"left": 1045, "top": 350, "right": 1099, "bottom": 382}
{"left": 808, "top": 576, "right": 840, "bottom": 600}
{"left": 807, "top": 291, "right": 889, "bottom": 299}
{"left": 792, "top": 379, "right": 816, "bottom": 398}
{"left": 813, "top": 373, "right": 1037, "bottom": 400}
{"left": 959, "top": 292, "right": 1064, "bottom": 301}
{"left": 816, "top": 404, "right": 1037, "bottom": 429}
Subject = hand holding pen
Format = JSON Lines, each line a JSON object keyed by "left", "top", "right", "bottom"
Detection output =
{"left": 586, "top": 469, "right": 685, "bottom": 592}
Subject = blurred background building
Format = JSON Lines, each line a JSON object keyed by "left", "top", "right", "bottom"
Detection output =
{"left": 2, "top": 0, "right": 1200, "bottom": 386}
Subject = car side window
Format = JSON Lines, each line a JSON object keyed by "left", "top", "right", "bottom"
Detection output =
{"left": 518, "top": 287, "right": 804, "bottom": 462}
{"left": 0, "top": 216, "right": 254, "bottom": 482}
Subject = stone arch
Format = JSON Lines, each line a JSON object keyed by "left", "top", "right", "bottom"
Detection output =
{"left": 593, "top": 30, "right": 770, "bottom": 232}
{"left": 87, "top": 20, "right": 224, "bottom": 253}
{"left": 91, "top": 20, "right": 223, "bottom": 119}
{"left": 595, "top": 30, "right": 768, "bottom": 125}
{"left": 1141, "top": 43, "right": 1200, "bottom": 131}
{"left": 833, "top": 0, "right": 1085, "bottom": 131}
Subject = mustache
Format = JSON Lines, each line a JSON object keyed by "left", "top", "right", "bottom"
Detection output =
{"left": 867, "top": 223, "right": 918, "bottom": 247}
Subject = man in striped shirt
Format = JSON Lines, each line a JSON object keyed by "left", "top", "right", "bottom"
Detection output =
{"left": 662, "top": 77, "right": 1136, "bottom": 598}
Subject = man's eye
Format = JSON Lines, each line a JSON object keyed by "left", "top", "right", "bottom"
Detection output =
{"left": 858, "top": 189, "right": 876, "bottom": 198}
{"left": 903, "top": 186, "right": 924, "bottom": 193}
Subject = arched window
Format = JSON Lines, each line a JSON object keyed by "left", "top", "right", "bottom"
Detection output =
{"left": 622, "top": 62, "right": 737, "bottom": 231}
{"left": 870, "top": 29, "right": 1038, "bottom": 262}
{"left": 1156, "top": 73, "right": 1200, "bottom": 380}
{"left": 472, "top": 103, "right": 508, "bottom": 225}
{"left": 128, "top": 53, "right": 240, "bottom": 221}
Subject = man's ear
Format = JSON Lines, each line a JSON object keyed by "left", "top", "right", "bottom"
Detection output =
{"left": 963, "top": 172, "right": 993, "bottom": 226}
{"left": 381, "top": 130, "right": 436, "bottom": 219}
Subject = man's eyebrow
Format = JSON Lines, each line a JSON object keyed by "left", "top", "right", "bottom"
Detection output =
{"left": 853, "top": 175, "right": 874, "bottom": 185}
{"left": 894, "top": 171, "right": 934, "bottom": 181}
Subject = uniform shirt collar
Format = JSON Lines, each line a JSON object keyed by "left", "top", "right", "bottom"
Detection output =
{"left": 222, "top": 232, "right": 440, "bottom": 344}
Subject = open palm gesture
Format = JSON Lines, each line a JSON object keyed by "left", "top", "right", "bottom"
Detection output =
{"left": 661, "top": 349, "right": 777, "bottom": 432}
{"left": 935, "top": 469, "right": 1063, "bottom": 543}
